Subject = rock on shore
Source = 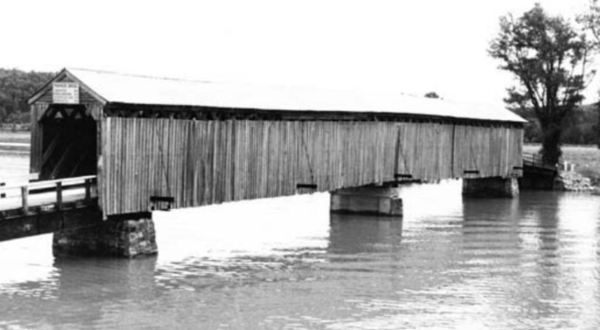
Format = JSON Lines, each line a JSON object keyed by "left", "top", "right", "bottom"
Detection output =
{"left": 555, "top": 171, "right": 596, "bottom": 192}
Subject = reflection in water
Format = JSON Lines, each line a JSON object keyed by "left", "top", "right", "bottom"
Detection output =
{"left": 0, "top": 181, "right": 599, "bottom": 329}
{"left": 52, "top": 257, "right": 159, "bottom": 328}
{"left": 460, "top": 192, "right": 600, "bottom": 329}
{"left": 328, "top": 214, "right": 402, "bottom": 255}
{"left": 0, "top": 256, "right": 159, "bottom": 329}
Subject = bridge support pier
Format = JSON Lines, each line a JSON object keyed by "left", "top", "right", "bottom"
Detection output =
{"left": 330, "top": 186, "right": 402, "bottom": 217}
{"left": 53, "top": 216, "right": 158, "bottom": 258}
{"left": 462, "top": 177, "right": 519, "bottom": 198}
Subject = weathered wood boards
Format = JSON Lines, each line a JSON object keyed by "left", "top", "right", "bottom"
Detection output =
{"left": 100, "top": 117, "right": 523, "bottom": 215}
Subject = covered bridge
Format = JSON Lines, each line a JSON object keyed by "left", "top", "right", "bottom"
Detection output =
{"left": 25, "top": 68, "right": 525, "bottom": 256}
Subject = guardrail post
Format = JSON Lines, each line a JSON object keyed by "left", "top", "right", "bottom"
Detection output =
{"left": 21, "top": 186, "right": 29, "bottom": 215}
{"left": 56, "top": 182, "right": 63, "bottom": 211}
{"left": 85, "top": 179, "right": 92, "bottom": 202}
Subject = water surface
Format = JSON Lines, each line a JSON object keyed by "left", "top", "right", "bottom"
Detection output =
{"left": 0, "top": 155, "right": 599, "bottom": 329}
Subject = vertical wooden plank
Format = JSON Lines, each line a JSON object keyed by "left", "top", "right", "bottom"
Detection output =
{"left": 104, "top": 116, "right": 111, "bottom": 215}
{"left": 56, "top": 182, "right": 63, "bottom": 211}
{"left": 21, "top": 186, "right": 29, "bottom": 215}
{"left": 85, "top": 178, "right": 92, "bottom": 201}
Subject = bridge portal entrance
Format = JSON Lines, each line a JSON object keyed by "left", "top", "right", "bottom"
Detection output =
{"left": 39, "top": 104, "right": 97, "bottom": 180}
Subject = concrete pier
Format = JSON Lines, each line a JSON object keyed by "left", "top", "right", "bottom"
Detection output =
{"left": 463, "top": 177, "right": 519, "bottom": 198}
{"left": 330, "top": 186, "right": 402, "bottom": 217}
{"left": 53, "top": 217, "right": 158, "bottom": 258}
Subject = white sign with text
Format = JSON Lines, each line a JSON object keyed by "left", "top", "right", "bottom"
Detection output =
{"left": 52, "top": 82, "right": 79, "bottom": 104}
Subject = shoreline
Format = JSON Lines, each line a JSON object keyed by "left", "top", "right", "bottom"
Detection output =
{"left": 0, "top": 143, "right": 30, "bottom": 154}
{"left": 0, "top": 131, "right": 30, "bottom": 154}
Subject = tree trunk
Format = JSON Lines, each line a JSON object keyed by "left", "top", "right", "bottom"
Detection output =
{"left": 596, "top": 103, "right": 600, "bottom": 149}
{"left": 541, "top": 122, "right": 562, "bottom": 165}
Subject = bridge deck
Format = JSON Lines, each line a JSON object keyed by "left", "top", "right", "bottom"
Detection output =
{"left": 0, "top": 175, "right": 97, "bottom": 219}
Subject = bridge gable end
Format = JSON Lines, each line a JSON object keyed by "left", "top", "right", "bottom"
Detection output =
{"left": 28, "top": 69, "right": 107, "bottom": 106}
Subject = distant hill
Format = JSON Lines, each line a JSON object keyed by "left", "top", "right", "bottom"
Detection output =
{"left": 513, "top": 103, "right": 599, "bottom": 145}
{"left": 0, "top": 68, "right": 55, "bottom": 125}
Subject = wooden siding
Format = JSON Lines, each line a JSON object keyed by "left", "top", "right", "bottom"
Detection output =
{"left": 101, "top": 118, "right": 523, "bottom": 216}
{"left": 29, "top": 103, "right": 48, "bottom": 174}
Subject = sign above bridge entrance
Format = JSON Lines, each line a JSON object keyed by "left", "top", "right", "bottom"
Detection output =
{"left": 52, "top": 82, "right": 79, "bottom": 104}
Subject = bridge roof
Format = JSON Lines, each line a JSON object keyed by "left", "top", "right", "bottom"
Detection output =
{"left": 31, "top": 68, "right": 525, "bottom": 123}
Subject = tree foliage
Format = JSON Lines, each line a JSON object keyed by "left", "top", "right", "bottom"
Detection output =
{"left": 0, "top": 68, "right": 54, "bottom": 124}
{"left": 515, "top": 103, "right": 599, "bottom": 144}
{"left": 424, "top": 91, "right": 441, "bottom": 99}
{"left": 579, "top": 0, "right": 600, "bottom": 148}
{"left": 579, "top": 0, "right": 600, "bottom": 43}
{"left": 489, "top": 4, "right": 594, "bottom": 164}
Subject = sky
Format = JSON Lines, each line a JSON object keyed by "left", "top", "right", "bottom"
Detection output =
{"left": 1, "top": 0, "right": 597, "bottom": 107}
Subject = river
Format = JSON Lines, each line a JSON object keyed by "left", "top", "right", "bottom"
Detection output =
{"left": 0, "top": 152, "right": 599, "bottom": 329}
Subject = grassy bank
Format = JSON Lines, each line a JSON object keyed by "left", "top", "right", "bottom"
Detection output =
{"left": 524, "top": 144, "right": 600, "bottom": 183}
{"left": 0, "top": 130, "right": 30, "bottom": 144}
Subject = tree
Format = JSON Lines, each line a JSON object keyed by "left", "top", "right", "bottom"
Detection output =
{"left": 0, "top": 68, "right": 54, "bottom": 125}
{"left": 489, "top": 4, "right": 594, "bottom": 164}
{"left": 579, "top": 0, "right": 600, "bottom": 42}
{"left": 578, "top": 0, "right": 600, "bottom": 148}
{"left": 424, "top": 91, "right": 441, "bottom": 99}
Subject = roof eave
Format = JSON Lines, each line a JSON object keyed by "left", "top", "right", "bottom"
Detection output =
{"left": 27, "top": 68, "right": 109, "bottom": 106}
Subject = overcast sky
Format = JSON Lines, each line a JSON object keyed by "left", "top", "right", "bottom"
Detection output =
{"left": 1, "top": 0, "right": 597, "bottom": 107}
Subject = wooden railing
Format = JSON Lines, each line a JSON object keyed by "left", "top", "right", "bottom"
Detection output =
{"left": 522, "top": 152, "right": 559, "bottom": 172}
{"left": 523, "top": 152, "right": 544, "bottom": 167}
{"left": 0, "top": 175, "right": 97, "bottom": 216}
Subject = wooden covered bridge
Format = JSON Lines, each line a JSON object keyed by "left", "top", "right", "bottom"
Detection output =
{"left": 0, "top": 68, "right": 525, "bottom": 257}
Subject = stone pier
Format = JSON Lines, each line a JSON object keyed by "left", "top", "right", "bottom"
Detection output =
{"left": 462, "top": 177, "right": 519, "bottom": 198}
{"left": 53, "top": 216, "right": 158, "bottom": 258}
{"left": 330, "top": 185, "right": 402, "bottom": 217}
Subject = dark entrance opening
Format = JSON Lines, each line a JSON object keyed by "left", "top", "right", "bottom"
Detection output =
{"left": 40, "top": 104, "right": 97, "bottom": 180}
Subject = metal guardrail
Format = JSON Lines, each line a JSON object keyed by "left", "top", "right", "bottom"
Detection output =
{"left": 0, "top": 175, "right": 97, "bottom": 215}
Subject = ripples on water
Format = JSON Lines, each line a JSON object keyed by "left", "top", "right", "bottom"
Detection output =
{"left": 0, "top": 166, "right": 599, "bottom": 329}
